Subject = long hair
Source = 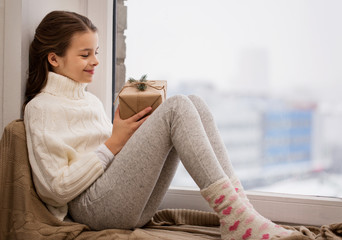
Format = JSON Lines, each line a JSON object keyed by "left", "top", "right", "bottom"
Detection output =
{"left": 22, "top": 11, "right": 97, "bottom": 113}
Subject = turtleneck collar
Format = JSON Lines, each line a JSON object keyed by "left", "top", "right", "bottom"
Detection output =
{"left": 41, "top": 72, "right": 88, "bottom": 99}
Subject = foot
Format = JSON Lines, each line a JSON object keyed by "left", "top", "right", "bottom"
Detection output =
{"left": 201, "top": 177, "right": 293, "bottom": 240}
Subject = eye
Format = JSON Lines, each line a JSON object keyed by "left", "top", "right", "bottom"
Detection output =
{"left": 95, "top": 51, "right": 99, "bottom": 55}
{"left": 81, "top": 54, "right": 89, "bottom": 58}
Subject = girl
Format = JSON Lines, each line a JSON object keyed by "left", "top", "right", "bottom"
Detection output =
{"left": 24, "top": 11, "right": 293, "bottom": 239}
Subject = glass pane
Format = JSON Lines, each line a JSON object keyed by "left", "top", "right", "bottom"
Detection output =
{"left": 125, "top": 0, "right": 342, "bottom": 198}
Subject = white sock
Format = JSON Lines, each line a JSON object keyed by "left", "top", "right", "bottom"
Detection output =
{"left": 201, "top": 177, "right": 293, "bottom": 240}
{"left": 230, "top": 175, "right": 253, "bottom": 209}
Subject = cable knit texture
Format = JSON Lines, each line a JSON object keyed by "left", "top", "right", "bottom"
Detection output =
{"left": 24, "top": 72, "right": 112, "bottom": 221}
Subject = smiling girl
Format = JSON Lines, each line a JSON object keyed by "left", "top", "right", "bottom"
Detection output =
{"left": 23, "top": 11, "right": 293, "bottom": 240}
{"left": 49, "top": 31, "right": 99, "bottom": 83}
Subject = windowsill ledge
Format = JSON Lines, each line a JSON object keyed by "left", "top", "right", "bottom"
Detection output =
{"left": 160, "top": 187, "right": 342, "bottom": 226}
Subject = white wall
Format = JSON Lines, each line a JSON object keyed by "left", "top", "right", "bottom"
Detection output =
{"left": 0, "top": 0, "right": 113, "bottom": 136}
{"left": 0, "top": 0, "right": 4, "bottom": 135}
{"left": 1, "top": 0, "right": 24, "bottom": 135}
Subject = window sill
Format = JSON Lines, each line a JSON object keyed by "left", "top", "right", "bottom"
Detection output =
{"left": 160, "top": 187, "right": 342, "bottom": 226}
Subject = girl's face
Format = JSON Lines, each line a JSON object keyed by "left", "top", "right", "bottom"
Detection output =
{"left": 51, "top": 31, "right": 99, "bottom": 83}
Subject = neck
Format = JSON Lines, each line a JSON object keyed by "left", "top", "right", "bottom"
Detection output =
{"left": 42, "top": 72, "right": 87, "bottom": 99}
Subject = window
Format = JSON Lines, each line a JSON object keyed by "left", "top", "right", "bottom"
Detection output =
{"left": 125, "top": 0, "right": 342, "bottom": 200}
{"left": 123, "top": 0, "right": 342, "bottom": 226}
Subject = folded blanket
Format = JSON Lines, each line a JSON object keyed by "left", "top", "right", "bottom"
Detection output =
{"left": 1, "top": 120, "right": 341, "bottom": 240}
{"left": 147, "top": 209, "right": 342, "bottom": 240}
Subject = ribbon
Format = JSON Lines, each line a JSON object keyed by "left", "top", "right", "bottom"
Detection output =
{"left": 129, "top": 80, "right": 164, "bottom": 91}
{"left": 113, "top": 80, "right": 166, "bottom": 106}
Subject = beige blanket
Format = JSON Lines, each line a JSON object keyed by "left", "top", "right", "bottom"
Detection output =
{"left": 1, "top": 120, "right": 341, "bottom": 240}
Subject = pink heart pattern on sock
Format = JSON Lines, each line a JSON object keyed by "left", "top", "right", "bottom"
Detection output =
{"left": 201, "top": 178, "right": 293, "bottom": 240}
{"left": 223, "top": 206, "right": 232, "bottom": 215}
{"left": 242, "top": 228, "right": 252, "bottom": 240}
{"left": 262, "top": 233, "right": 270, "bottom": 239}
{"left": 215, "top": 195, "right": 225, "bottom": 204}
{"left": 229, "top": 220, "right": 240, "bottom": 231}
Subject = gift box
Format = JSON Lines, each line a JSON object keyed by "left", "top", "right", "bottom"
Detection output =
{"left": 118, "top": 80, "right": 167, "bottom": 119}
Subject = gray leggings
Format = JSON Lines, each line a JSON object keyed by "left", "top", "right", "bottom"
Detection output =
{"left": 68, "top": 95, "right": 235, "bottom": 230}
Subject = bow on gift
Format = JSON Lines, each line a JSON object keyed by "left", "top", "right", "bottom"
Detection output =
{"left": 128, "top": 74, "right": 149, "bottom": 91}
{"left": 113, "top": 75, "right": 166, "bottom": 105}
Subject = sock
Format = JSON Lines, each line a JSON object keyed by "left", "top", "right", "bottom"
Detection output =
{"left": 201, "top": 177, "right": 293, "bottom": 240}
{"left": 230, "top": 175, "right": 253, "bottom": 209}
{"left": 231, "top": 175, "right": 281, "bottom": 226}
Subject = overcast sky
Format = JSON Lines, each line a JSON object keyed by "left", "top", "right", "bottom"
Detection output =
{"left": 125, "top": 0, "right": 342, "bottom": 101}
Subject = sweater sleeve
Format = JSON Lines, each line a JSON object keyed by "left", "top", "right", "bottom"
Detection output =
{"left": 24, "top": 101, "right": 104, "bottom": 207}
{"left": 94, "top": 143, "right": 115, "bottom": 170}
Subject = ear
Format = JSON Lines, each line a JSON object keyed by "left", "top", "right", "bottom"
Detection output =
{"left": 47, "top": 52, "right": 59, "bottom": 67}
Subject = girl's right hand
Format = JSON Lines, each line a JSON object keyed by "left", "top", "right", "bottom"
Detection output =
{"left": 104, "top": 106, "right": 152, "bottom": 155}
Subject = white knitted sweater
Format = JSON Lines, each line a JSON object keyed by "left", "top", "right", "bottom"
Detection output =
{"left": 24, "top": 72, "right": 112, "bottom": 221}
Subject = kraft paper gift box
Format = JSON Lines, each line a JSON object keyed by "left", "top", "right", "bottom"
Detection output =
{"left": 118, "top": 80, "right": 167, "bottom": 120}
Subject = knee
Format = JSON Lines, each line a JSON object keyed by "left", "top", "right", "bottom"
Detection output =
{"left": 187, "top": 94, "right": 213, "bottom": 122}
{"left": 188, "top": 94, "right": 207, "bottom": 109}
{"left": 164, "top": 94, "right": 193, "bottom": 110}
{"left": 187, "top": 94, "right": 202, "bottom": 103}
{"left": 170, "top": 94, "right": 207, "bottom": 110}
{"left": 167, "top": 94, "right": 190, "bottom": 103}
{"left": 158, "top": 95, "right": 200, "bottom": 121}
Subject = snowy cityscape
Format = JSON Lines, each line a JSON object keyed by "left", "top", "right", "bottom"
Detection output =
{"left": 168, "top": 82, "right": 342, "bottom": 198}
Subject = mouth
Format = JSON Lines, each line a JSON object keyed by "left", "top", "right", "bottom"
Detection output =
{"left": 84, "top": 69, "right": 95, "bottom": 75}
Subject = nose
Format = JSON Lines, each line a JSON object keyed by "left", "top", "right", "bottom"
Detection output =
{"left": 91, "top": 55, "right": 99, "bottom": 66}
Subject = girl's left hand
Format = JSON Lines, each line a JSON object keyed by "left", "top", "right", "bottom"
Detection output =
{"left": 105, "top": 106, "right": 152, "bottom": 155}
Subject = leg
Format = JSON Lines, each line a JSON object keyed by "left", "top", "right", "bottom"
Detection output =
{"left": 188, "top": 95, "right": 249, "bottom": 202}
{"left": 69, "top": 95, "right": 226, "bottom": 230}
{"left": 188, "top": 96, "right": 293, "bottom": 239}
{"left": 187, "top": 95, "right": 237, "bottom": 178}
{"left": 137, "top": 95, "right": 238, "bottom": 227}
{"left": 135, "top": 147, "right": 179, "bottom": 227}
{"left": 68, "top": 95, "right": 294, "bottom": 239}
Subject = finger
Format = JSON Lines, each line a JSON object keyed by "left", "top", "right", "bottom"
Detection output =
{"left": 133, "top": 115, "right": 149, "bottom": 129}
{"left": 114, "top": 107, "right": 120, "bottom": 115}
{"left": 137, "top": 114, "right": 150, "bottom": 123}
{"left": 130, "top": 107, "right": 152, "bottom": 122}
{"left": 114, "top": 106, "right": 122, "bottom": 120}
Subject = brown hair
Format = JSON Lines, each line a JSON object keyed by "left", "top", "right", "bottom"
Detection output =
{"left": 22, "top": 11, "right": 97, "bottom": 112}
